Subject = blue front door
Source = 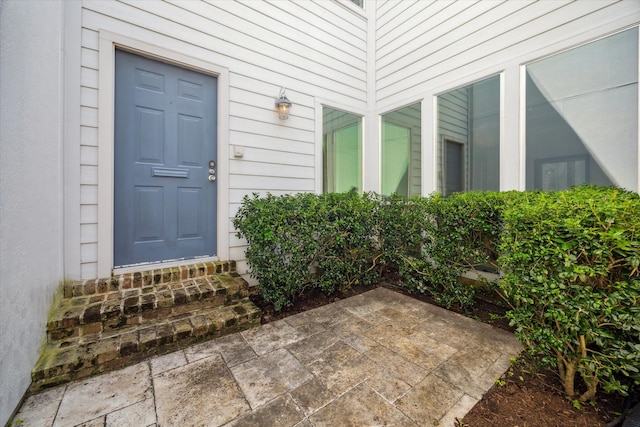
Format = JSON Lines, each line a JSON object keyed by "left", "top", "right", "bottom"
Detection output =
{"left": 114, "top": 50, "right": 217, "bottom": 267}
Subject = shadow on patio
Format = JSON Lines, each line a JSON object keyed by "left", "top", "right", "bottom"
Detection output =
{"left": 15, "top": 287, "right": 521, "bottom": 426}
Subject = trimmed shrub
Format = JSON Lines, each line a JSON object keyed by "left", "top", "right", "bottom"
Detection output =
{"left": 233, "top": 192, "right": 380, "bottom": 311}
{"left": 234, "top": 186, "right": 640, "bottom": 402}
{"left": 388, "top": 191, "right": 512, "bottom": 309}
{"left": 499, "top": 185, "right": 640, "bottom": 402}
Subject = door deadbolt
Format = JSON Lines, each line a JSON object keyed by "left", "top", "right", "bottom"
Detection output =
{"left": 208, "top": 160, "right": 216, "bottom": 182}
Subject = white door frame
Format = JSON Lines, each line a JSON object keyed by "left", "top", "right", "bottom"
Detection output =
{"left": 98, "top": 31, "right": 230, "bottom": 278}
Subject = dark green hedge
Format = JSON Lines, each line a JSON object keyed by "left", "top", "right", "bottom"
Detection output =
{"left": 499, "top": 186, "right": 640, "bottom": 402}
{"left": 233, "top": 186, "right": 640, "bottom": 402}
{"left": 232, "top": 192, "right": 380, "bottom": 311}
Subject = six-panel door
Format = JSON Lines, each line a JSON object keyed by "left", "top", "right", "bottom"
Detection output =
{"left": 114, "top": 50, "right": 218, "bottom": 267}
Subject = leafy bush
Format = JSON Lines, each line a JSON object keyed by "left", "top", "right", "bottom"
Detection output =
{"left": 235, "top": 186, "right": 640, "bottom": 402}
{"left": 375, "top": 194, "right": 429, "bottom": 285}
{"left": 386, "top": 191, "right": 512, "bottom": 309}
{"left": 233, "top": 192, "right": 380, "bottom": 311}
{"left": 499, "top": 185, "right": 640, "bottom": 402}
{"left": 234, "top": 190, "right": 513, "bottom": 311}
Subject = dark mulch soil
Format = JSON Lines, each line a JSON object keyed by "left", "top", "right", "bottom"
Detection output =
{"left": 249, "top": 282, "right": 628, "bottom": 427}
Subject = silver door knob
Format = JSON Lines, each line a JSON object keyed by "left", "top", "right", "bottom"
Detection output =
{"left": 208, "top": 175, "right": 216, "bottom": 182}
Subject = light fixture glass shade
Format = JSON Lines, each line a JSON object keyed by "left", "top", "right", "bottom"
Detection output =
{"left": 275, "top": 89, "right": 292, "bottom": 120}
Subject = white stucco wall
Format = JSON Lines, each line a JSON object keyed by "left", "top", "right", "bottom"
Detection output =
{"left": 0, "top": 1, "right": 64, "bottom": 423}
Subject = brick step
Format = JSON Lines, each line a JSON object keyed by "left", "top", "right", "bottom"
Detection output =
{"left": 64, "top": 261, "right": 237, "bottom": 297}
{"left": 31, "top": 297, "right": 261, "bottom": 392}
{"left": 47, "top": 273, "right": 250, "bottom": 341}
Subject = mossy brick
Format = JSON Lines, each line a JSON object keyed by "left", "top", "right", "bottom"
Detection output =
{"left": 48, "top": 327, "right": 76, "bottom": 341}
{"left": 198, "top": 283, "right": 214, "bottom": 299}
{"left": 124, "top": 289, "right": 139, "bottom": 298}
{"left": 156, "top": 323, "right": 174, "bottom": 346}
{"left": 123, "top": 296, "right": 140, "bottom": 315}
{"left": 140, "top": 293, "right": 156, "bottom": 311}
{"left": 77, "top": 333, "right": 99, "bottom": 345}
{"left": 119, "top": 331, "right": 139, "bottom": 356}
{"left": 100, "top": 357, "right": 130, "bottom": 373}
{"left": 156, "top": 290, "right": 173, "bottom": 308}
{"left": 204, "top": 312, "right": 223, "bottom": 332}
{"left": 203, "top": 295, "right": 226, "bottom": 308}
{"left": 102, "top": 298, "right": 122, "bottom": 318}
{"left": 141, "top": 309, "right": 159, "bottom": 321}
{"left": 212, "top": 281, "right": 227, "bottom": 295}
{"left": 104, "top": 316, "right": 127, "bottom": 331}
{"left": 161, "top": 270, "right": 172, "bottom": 283}
{"left": 173, "top": 289, "right": 188, "bottom": 305}
{"left": 190, "top": 315, "right": 209, "bottom": 336}
{"left": 96, "top": 279, "right": 108, "bottom": 294}
{"left": 232, "top": 304, "right": 248, "bottom": 317}
{"left": 126, "top": 316, "right": 141, "bottom": 326}
{"left": 88, "top": 294, "right": 105, "bottom": 304}
{"left": 155, "top": 307, "right": 172, "bottom": 318}
{"left": 197, "top": 265, "right": 207, "bottom": 276}
{"left": 139, "top": 327, "right": 158, "bottom": 350}
{"left": 64, "top": 281, "right": 75, "bottom": 298}
{"left": 72, "top": 283, "right": 85, "bottom": 297}
{"left": 169, "top": 282, "right": 184, "bottom": 291}
{"left": 185, "top": 286, "right": 202, "bottom": 300}
{"left": 248, "top": 306, "right": 262, "bottom": 320}
{"left": 95, "top": 337, "right": 120, "bottom": 364}
{"left": 52, "top": 304, "right": 83, "bottom": 328}
{"left": 153, "top": 272, "right": 162, "bottom": 285}
{"left": 82, "top": 303, "right": 102, "bottom": 324}
{"left": 224, "top": 281, "right": 240, "bottom": 296}
{"left": 133, "top": 272, "right": 143, "bottom": 288}
{"left": 193, "top": 277, "right": 209, "bottom": 288}
{"left": 49, "top": 346, "right": 92, "bottom": 376}
{"left": 142, "top": 272, "right": 153, "bottom": 287}
{"left": 173, "top": 301, "right": 202, "bottom": 315}
{"left": 80, "top": 322, "right": 102, "bottom": 336}
{"left": 84, "top": 281, "right": 96, "bottom": 295}
{"left": 172, "top": 319, "right": 193, "bottom": 340}
{"left": 106, "top": 291, "right": 121, "bottom": 301}
{"left": 70, "top": 296, "right": 89, "bottom": 307}
{"left": 217, "top": 308, "right": 238, "bottom": 327}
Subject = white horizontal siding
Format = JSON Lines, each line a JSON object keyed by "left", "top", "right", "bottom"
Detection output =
{"left": 78, "top": 0, "right": 367, "bottom": 278}
{"left": 70, "top": 0, "right": 639, "bottom": 279}
{"left": 375, "top": 0, "right": 639, "bottom": 105}
{"left": 79, "top": 23, "right": 100, "bottom": 278}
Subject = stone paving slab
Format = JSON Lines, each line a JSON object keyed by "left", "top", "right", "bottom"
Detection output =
{"left": 13, "top": 287, "right": 522, "bottom": 426}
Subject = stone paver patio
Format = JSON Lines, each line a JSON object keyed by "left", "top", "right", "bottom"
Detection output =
{"left": 14, "top": 287, "right": 522, "bottom": 426}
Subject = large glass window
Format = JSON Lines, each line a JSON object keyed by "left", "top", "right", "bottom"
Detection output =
{"left": 526, "top": 28, "right": 638, "bottom": 192}
{"left": 381, "top": 103, "right": 421, "bottom": 197}
{"left": 323, "top": 107, "right": 362, "bottom": 193}
{"left": 437, "top": 76, "right": 500, "bottom": 196}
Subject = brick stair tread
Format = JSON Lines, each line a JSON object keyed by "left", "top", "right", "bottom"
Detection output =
{"left": 32, "top": 298, "right": 261, "bottom": 392}
{"left": 47, "top": 273, "right": 249, "bottom": 339}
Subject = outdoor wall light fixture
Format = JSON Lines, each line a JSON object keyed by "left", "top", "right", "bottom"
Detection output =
{"left": 275, "top": 87, "right": 292, "bottom": 120}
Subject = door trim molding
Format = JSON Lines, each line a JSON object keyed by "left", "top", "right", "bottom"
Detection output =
{"left": 98, "top": 31, "right": 230, "bottom": 278}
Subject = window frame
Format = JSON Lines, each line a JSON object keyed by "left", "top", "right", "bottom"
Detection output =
{"left": 521, "top": 26, "right": 639, "bottom": 192}
{"left": 435, "top": 74, "right": 502, "bottom": 196}
{"left": 321, "top": 105, "right": 364, "bottom": 193}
